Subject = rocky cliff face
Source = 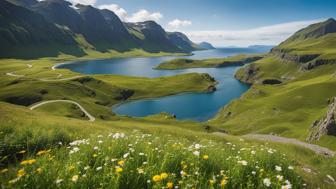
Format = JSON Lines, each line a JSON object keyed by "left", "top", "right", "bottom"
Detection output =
{"left": 307, "top": 97, "right": 336, "bottom": 141}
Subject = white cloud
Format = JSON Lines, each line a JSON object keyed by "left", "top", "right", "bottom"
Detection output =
{"left": 127, "top": 9, "right": 163, "bottom": 22}
{"left": 168, "top": 19, "right": 192, "bottom": 29}
{"left": 97, "top": 4, "right": 162, "bottom": 23}
{"left": 184, "top": 19, "right": 325, "bottom": 47}
{"left": 98, "top": 4, "right": 127, "bottom": 20}
{"left": 68, "top": 0, "right": 96, "bottom": 6}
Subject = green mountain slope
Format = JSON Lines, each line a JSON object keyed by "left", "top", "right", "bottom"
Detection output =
{"left": 211, "top": 18, "right": 336, "bottom": 151}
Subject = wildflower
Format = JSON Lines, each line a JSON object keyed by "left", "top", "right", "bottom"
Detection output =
{"left": 167, "top": 182, "right": 174, "bottom": 189}
{"left": 327, "top": 175, "right": 335, "bottom": 182}
{"left": 263, "top": 178, "right": 271, "bottom": 187}
{"left": 20, "top": 159, "right": 36, "bottom": 165}
{"left": 251, "top": 150, "right": 256, "bottom": 155}
{"left": 193, "top": 151, "right": 200, "bottom": 156}
{"left": 17, "top": 169, "right": 25, "bottom": 177}
{"left": 203, "top": 155, "right": 209, "bottom": 160}
{"left": 288, "top": 166, "right": 294, "bottom": 170}
{"left": 116, "top": 167, "right": 123, "bottom": 173}
{"left": 36, "top": 149, "right": 51, "bottom": 156}
{"left": 137, "top": 168, "right": 144, "bottom": 174}
{"left": 72, "top": 175, "right": 79, "bottom": 182}
{"left": 152, "top": 175, "right": 161, "bottom": 182}
{"left": 8, "top": 177, "right": 20, "bottom": 184}
{"left": 282, "top": 180, "right": 292, "bottom": 189}
{"left": 160, "top": 172, "right": 168, "bottom": 180}
{"left": 123, "top": 153, "right": 130, "bottom": 158}
{"left": 220, "top": 178, "right": 228, "bottom": 187}
{"left": 93, "top": 154, "right": 98, "bottom": 157}
{"left": 237, "top": 160, "right": 248, "bottom": 166}
{"left": 93, "top": 146, "right": 99, "bottom": 150}
{"left": 195, "top": 144, "right": 201, "bottom": 149}
{"left": 84, "top": 166, "right": 90, "bottom": 170}
{"left": 209, "top": 179, "right": 215, "bottom": 186}
{"left": 276, "top": 175, "right": 283, "bottom": 181}
{"left": 36, "top": 168, "right": 43, "bottom": 174}
{"left": 68, "top": 165, "right": 75, "bottom": 171}
{"left": 96, "top": 166, "right": 102, "bottom": 171}
{"left": 118, "top": 160, "right": 125, "bottom": 166}
{"left": 180, "top": 170, "right": 187, "bottom": 177}
{"left": 69, "top": 147, "right": 80, "bottom": 154}
{"left": 1, "top": 168, "right": 8, "bottom": 173}
{"left": 55, "top": 179, "right": 63, "bottom": 184}
{"left": 275, "top": 165, "right": 282, "bottom": 172}
{"left": 251, "top": 171, "right": 256, "bottom": 175}
{"left": 18, "top": 150, "right": 26, "bottom": 154}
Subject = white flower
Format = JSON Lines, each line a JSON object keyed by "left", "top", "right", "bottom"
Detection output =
{"left": 288, "top": 166, "right": 294, "bottom": 170}
{"left": 194, "top": 144, "right": 201, "bottom": 149}
{"left": 71, "top": 175, "right": 79, "bottom": 182}
{"left": 147, "top": 179, "right": 151, "bottom": 183}
{"left": 93, "top": 146, "right": 99, "bottom": 150}
{"left": 251, "top": 150, "right": 256, "bottom": 155}
{"left": 327, "top": 175, "right": 335, "bottom": 182}
{"left": 69, "top": 147, "right": 80, "bottom": 154}
{"left": 55, "top": 179, "right": 63, "bottom": 184}
{"left": 238, "top": 160, "right": 248, "bottom": 166}
{"left": 281, "top": 181, "right": 292, "bottom": 189}
{"left": 275, "top": 165, "right": 282, "bottom": 172}
{"left": 263, "top": 178, "right": 271, "bottom": 187}
{"left": 267, "top": 149, "right": 274, "bottom": 154}
{"left": 251, "top": 171, "right": 256, "bottom": 175}
{"left": 276, "top": 175, "right": 283, "bottom": 181}
{"left": 193, "top": 151, "right": 200, "bottom": 156}
{"left": 123, "top": 153, "right": 130, "bottom": 158}
{"left": 84, "top": 166, "right": 90, "bottom": 170}
{"left": 96, "top": 166, "right": 102, "bottom": 171}
{"left": 98, "top": 140, "right": 103, "bottom": 144}
{"left": 139, "top": 152, "right": 145, "bottom": 156}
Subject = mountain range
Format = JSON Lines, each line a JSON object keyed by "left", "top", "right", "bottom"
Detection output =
{"left": 0, "top": 0, "right": 213, "bottom": 58}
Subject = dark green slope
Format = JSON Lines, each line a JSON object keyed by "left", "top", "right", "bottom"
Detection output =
{"left": 0, "top": 0, "right": 84, "bottom": 58}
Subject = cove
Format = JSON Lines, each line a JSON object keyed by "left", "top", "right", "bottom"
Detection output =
{"left": 57, "top": 47, "right": 269, "bottom": 121}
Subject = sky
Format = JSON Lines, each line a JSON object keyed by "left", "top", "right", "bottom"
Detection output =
{"left": 68, "top": 0, "right": 336, "bottom": 47}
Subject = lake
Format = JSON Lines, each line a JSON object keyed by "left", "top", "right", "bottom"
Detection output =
{"left": 57, "top": 47, "right": 269, "bottom": 121}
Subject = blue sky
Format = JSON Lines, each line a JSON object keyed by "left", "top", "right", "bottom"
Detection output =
{"left": 70, "top": 0, "right": 336, "bottom": 46}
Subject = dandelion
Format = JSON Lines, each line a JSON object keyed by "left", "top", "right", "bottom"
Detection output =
{"left": 17, "top": 169, "right": 25, "bottom": 177}
{"left": 209, "top": 179, "right": 215, "bottom": 186}
{"left": 167, "top": 182, "right": 174, "bottom": 189}
{"left": 220, "top": 178, "right": 228, "bottom": 187}
{"left": 36, "top": 167, "right": 43, "bottom": 174}
{"left": 263, "top": 178, "right": 271, "bottom": 187}
{"left": 72, "top": 175, "right": 79, "bottom": 182}
{"left": 203, "top": 155, "right": 209, "bottom": 160}
{"left": 20, "top": 159, "right": 36, "bottom": 165}
{"left": 118, "top": 160, "right": 125, "bottom": 166}
{"left": 275, "top": 165, "right": 282, "bottom": 172}
{"left": 152, "top": 175, "right": 161, "bottom": 182}
{"left": 160, "top": 172, "right": 168, "bottom": 180}
{"left": 116, "top": 167, "right": 123, "bottom": 173}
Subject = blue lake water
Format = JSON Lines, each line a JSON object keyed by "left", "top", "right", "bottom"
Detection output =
{"left": 57, "top": 47, "right": 269, "bottom": 121}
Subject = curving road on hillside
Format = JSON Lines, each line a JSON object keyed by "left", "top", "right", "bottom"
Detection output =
{"left": 213, "top": 132, "right": 335, "bottom": 157}
{"left": 29, "top": 100, "right": 95, "bottom": 122}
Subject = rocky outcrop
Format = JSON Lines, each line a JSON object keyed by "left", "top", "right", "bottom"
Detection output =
{"left": 271, "top": 49, "right": 319, "bottom": 63}
{"left": 234, "top": 64, "right": 260, "bottom": 84}
{"left": 303, "top": 58, "right": 336, "bottom": 70}
{"left": 307, "top": 97, "right": 336, "bottom": 141}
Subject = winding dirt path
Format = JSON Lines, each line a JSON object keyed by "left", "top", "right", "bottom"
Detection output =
{"left": 29, "top": 100, "right": 95, "bottom": 122}
{"left": 213, "top": 132, "right": 335, "bottom": 157}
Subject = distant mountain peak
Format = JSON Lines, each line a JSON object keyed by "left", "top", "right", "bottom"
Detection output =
{"left": 198, "top": 42, "right": 215, "bottom": 49}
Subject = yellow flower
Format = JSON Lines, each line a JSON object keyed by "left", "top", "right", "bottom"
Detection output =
{"left": 152, "top": 175, "right": 161, "bottom": 182}
{"left": 1, "top": 168, "right": 8, "bottom": 173}
{"left": 20, "top": 159, "right": 36, "bottom": 165}
{"left": 220, "top": 179, "right": 228, "bottom": 187}
{"left": 118, "top": 160, "right": 125, "bottom": 166}
{"left": 116, "top": 167, "right": 123, "bottom": 173}
{"left": 17, "top": 169, "right": 25, "bottom": 177}
{"left": 160, "top": 172, "right": 168, "bottom": 180}
{"left": 167, "top": 182, "right": 174, "bottom": 189}
{"left": 71, "top": 175, "right": 79, "bottom": 182}
{"left": 36, "top": 149, "right": 51, "bottom": 156}
{"left": 68, "top": 165, "right": 75, "bottom": 171}
{"left": 36, "top": 168, "right": 43, "bottom": 174}
{"left": 203, "top": 155, "right": 209, "bottom": 160}
{"left": 18, "top": 150, "right": 26, "bottom": 154}
{"left": 209, "top": 179, "right": 215, "bottom": 186}
{"left": 93, "top": 154, "right": 98, "bottom": 157}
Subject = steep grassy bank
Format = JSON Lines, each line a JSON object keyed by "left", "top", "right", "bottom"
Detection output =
{"left": 155, "top": 54, "right": 264, "bottom": 70}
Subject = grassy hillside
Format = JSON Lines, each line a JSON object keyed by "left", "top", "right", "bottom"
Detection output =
{"left": 155, "top": 54, "right": 264, "bottom": 70}
{"left": 0, "top": 102, "right": 335, "bottom": 188}
{"left": 211, "top": 19, "right": 336, "bottom": 152}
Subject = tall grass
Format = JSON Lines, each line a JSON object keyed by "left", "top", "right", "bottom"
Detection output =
{"left": 0, "top": 130, "right": 303, "bottom": 188}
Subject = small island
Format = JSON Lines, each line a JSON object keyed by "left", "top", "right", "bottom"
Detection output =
{"left": 155, "top": 54, "right": 264, "bottom": 70}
